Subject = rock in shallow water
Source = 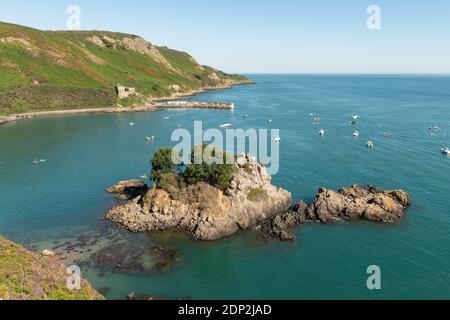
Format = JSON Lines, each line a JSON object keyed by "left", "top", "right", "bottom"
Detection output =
{"left": 88, "top": 242, "right": 182, "bottom": 274}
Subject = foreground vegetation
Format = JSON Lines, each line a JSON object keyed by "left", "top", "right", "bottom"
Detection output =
{"left": 0, "top": 21, "right": 249, "bottom": 115}
{"left": 0, "top": 236, "right": 103, "bottom": 300}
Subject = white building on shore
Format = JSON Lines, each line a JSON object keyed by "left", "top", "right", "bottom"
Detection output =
{"left": 166, "top": 101, "right": 188, "bottom": 106}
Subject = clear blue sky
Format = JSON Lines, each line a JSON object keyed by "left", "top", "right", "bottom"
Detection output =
{"left": 1, "top": 0, "right": 449, "bottom": 74}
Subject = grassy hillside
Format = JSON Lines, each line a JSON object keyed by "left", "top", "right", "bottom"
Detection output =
{"left": 0, "top": 236, "right": 103, "bottom": 300}
{"left": 0, "top": 22, "right": 250, "bottom": 115}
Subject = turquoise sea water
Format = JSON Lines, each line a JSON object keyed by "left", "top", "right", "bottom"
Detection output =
{"left": 1, "top": 75, "right": 450, "bottom": 299}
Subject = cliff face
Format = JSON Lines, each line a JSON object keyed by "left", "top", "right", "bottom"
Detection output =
{"left": 0, "top": 236, "right": 103, "bottom": 300}
{"left": 105, "top": 155, "right": 292, "bottom": 241}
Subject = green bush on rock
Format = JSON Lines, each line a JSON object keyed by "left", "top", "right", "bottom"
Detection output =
{"left": 150, "top": 145, "right": 236, "bottom": 191}
{"left": 150, "top": 147, "right": 181, "bottom": 181}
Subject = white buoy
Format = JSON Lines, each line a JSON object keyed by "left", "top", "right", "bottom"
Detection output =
{"left": 319, "top": 129, "right": 325, "bottom": 136}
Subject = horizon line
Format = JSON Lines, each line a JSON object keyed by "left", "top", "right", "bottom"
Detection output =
{"left": 237, "top": 73, "right": 450, "bottom": 76}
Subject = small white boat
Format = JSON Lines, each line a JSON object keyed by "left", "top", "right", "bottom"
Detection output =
{"left": 244, "top": 114, "right": 249, "bottom": 118}
{"left": 32, "top": 159, "right": 39, "bottom": 165}
{"left": 367, "top": 141, "right": 375, "bottom": 149}
{"left": 313, "top": 117, "right": 321, "bottom": 123}
{"left": 163, "top": 117, "right": 171, "bottom": 120}
{"left": 319, "top": 129, "right": 325, "bottom": 136}
{"left": 268, "top": 119, "right": 273, "bottom": 123}
{"left": 220, "top": 123, "right": 232, "bottom": 128}
{"left": 353, "top": 131, "right": 360, "bottom": 137}
{"left": 274, "top": 137, "right": 281, "bottom": 142}
{"left": 441, "top": 147, "right": 450, "bottom": 155}
{"left": 39, "top": 159, "right": 47, "bottom": 163}
{"left": 140, "top": 174, "right": 148, "bottom": 179}
{"left": 429, "top": 125, "right": 440, "bottom": 130}
{"left": 352, "top": 114, "right": 360, "bottom": 121}
{"left": 145, "top": 136, "right": 155, "bottom": 142}
{"left": 129, "top": 122, "right": 135, "bottom": 126}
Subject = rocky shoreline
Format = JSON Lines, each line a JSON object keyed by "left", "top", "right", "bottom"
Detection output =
{"left": 0, "top": 105, "right": 158, "bottom": 125}
{"left": 0, "top": 79, "right": 254, "bottom": 126}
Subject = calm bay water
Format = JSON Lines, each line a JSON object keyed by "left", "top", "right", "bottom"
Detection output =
{"left": 1, "top": 75, "right": 450, "bottom": 299}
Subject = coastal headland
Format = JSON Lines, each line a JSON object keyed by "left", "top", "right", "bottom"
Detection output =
{"left": 0, "top": 21, "right": 253, "bottom": 123}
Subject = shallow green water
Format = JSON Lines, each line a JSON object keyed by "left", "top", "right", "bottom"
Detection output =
{"left": 1, "top": 75, "right": 450, "bottom": 299}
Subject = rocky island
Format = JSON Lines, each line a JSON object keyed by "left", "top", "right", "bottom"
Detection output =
{"left": 106, "top": 149, "right": 291, "bottom": 241}
{"left": 106, "top": 147, "right": 410, "bottom": 242}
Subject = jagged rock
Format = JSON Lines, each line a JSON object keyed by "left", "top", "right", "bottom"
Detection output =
{"left": 106, "top": 180, "right": 148, "bottom": 201}
{"left": 105, "top": 156, "right": 291, "bottom": 241}
{"left": 309, "top": 185, "right": 410, "bottom": 223}
{"left": 260, "top": 201, "right": 309, "bottom": 241}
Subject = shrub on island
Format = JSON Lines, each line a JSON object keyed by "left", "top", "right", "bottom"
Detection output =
{"left": 150, "top": 145, "right": 236, "bottom": 191}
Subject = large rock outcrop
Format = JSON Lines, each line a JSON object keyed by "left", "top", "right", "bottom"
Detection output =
{"left": 309, "top": 185, "right": 410, "bottom": 223}
{"left": 105, "top": 155, "right": 292, "bottom": 241}
{"left": 261, "top": 185, "right": 410, "bottom": 241}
